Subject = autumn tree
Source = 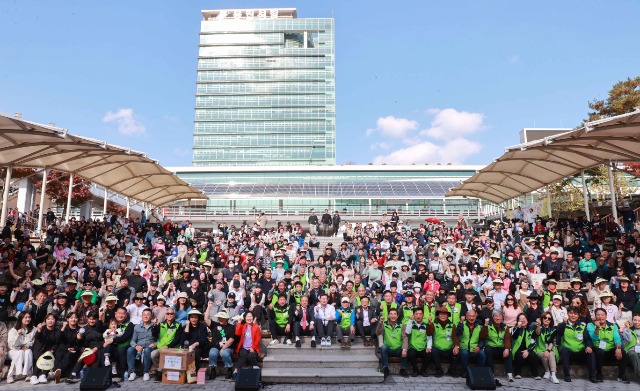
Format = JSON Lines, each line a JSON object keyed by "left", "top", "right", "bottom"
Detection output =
{"left": 34, "top": 171, "right": 93, "bottom": 215}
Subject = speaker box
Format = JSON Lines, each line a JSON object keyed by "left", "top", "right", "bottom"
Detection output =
{"left": 80, "top": 367, "right": 112, "bottom": 391}
{"left": 466, "top": 366, "right": 496, "bottom": 390}
{"left": 235, "top": 367, "right": 261, "bottom": 391}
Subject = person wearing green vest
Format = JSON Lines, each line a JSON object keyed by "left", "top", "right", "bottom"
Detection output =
{"left": 587, "top": 308, "right": 630, "bottom": 383}
{"left": 376, "top": 308, "right": 407, "bottom": 378}
{"left": 289, "top": 281, "right": 305, "bottom": 306}
{"left": 379, "top": 290, "right": 401, "bottom": 323}
{"left": 533, "top": 310, "right": 559, "bottom": 384}
{"left": 150, "top": 307, "right": 183, "bottom": 381}
{"left": 444, "top": 292, "right": 462, "bottom": 325}
{"left": 457, "top": 309, "right": 485, "bottom": 377}
{"left": 422, "top": 290, "right": 438, "bottom": 324}
{"left": 481, "top": 311, "right": 514, "bottom": 382}
{"left": 403, "top": 307, "right": 431, "bottom": 377}
{"left": 399, "top": 295, "right": 418, "bottom": 324}
{"left": 622, "top": 313, "right": 640, "bottom": 379}
{"left": 268, "top": 294, "right": 294, "bottom": 345}
{"left": 102, "top": 307, "right": 134, "bottom": 381}
{"left": 428, "top": 306, "right": 460, "bottom": 377}
{"left": 335, "top": 297, "right": 356, "bottom": 348}
{"left": 541, "top": 279, "right": 559, "bottom": 310}
{"left": 556, "top": 306, "right": 597, "bottom": 383}
{"left": 511, "top": 313, "right": 540, "bottom": 380}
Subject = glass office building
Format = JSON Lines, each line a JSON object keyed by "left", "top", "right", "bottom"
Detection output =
{"left": 193, "top": 8, "right": 335, "bottom": 166}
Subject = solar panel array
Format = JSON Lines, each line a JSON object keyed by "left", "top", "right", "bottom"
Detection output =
{"left": 190, "top": 180, "right": 462, "bottom": 199}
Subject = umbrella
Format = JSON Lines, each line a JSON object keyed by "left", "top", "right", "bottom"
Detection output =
{"left": 426, "top": 217, "right": 442, "bottom": 224}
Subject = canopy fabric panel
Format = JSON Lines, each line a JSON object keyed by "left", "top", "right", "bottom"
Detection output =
{"left": 0, "top": 114, "right": 206, "bottom": 206}
{"left": 446, "top": 110, "right": 640, "bottom": 204}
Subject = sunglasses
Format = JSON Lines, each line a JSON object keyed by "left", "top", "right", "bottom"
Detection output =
{"left": 543, "top": 317, "right": 552, "bottom": 320}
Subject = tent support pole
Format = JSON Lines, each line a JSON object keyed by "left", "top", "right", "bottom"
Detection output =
{"left": 37, "top": 168, "right": 49, "bottom": 232}
{"left": 546, "top": 186, "right": 552, "bottom": 219}
{"left": 0, "top": 167, "right": 12, "bottom": 229}
{"left": 609, "top": 161, "right": 618, "bottom": 222}
{"left": 582, "top": 170, "right": 590, "bottom": 221}
{"left": 65, "top": 172, "right": 74, "bottom": 223}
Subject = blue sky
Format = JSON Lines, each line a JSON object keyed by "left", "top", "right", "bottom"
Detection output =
{"left": 1, "top": 1, "right": 639, "bottom": 167}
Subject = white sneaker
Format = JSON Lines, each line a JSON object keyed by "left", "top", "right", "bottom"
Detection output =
{"left": 128, "top": 373, "right": 136, "bottom": 381}
{"left": 542, "top": 371, "right": 550, "bottom": 379}
{"left": 515, "top": 375, "right": 522, "bottom": 379}
{"left": 7, "top": 376, "right": 14, "bottom": 384}
{"left": 30, "top": 376, "right": 39, "bottom": 385}
{"left": 104, "top": 357, "right": 111, "bottom": 366}
{"left": 143, "top": 373, "right": 150, "bottom": 381}
{"left": 326, "top": 337, "right": 331, "bottom": 347}
{"left": 112, "top": 365, "right": 117, "bottom": 375}
{"left": 285, "top": 339, "right": 292, "bottom": 345}
{"left": 269, "top": 339, "right": 279, "bottom": 346}
{"left": 38, "top": 374, "right": 48, "bottom": 383}
{"left": 320, "top": 337, "right": 327, "bottom": 346}
{"left": 550, "top": 374, "right": 559, "bottom": 384}
{"left": 507, "top": 374, "right": 514, "bottom": 382}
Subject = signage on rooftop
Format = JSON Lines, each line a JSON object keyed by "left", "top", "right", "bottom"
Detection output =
{"left": 213, "top": 9, "right": 281, "bottom": 20}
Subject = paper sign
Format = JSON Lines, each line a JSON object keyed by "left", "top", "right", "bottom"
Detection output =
{"left": 166, "top": 372, "right": 179, "bottom": 381}
{"left": 163, "top": 356, "right": 183, "bottom": 370}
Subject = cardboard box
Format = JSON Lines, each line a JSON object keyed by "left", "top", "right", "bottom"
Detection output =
{"left": 159, "top": 348, "right": 195, "bottom": 371}
{"left": 162, "top": 370, "right": 186, "bottom": 384}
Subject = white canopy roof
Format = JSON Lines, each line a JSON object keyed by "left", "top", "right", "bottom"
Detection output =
{"left": 447, "top": 109, "right": 640, "bottom": 204}
{"left": 0, "top": 114, "right": 206, "bottom": 206}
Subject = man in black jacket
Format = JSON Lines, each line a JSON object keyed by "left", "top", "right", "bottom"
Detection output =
{"left": 321, "top": 210, "right": 332, "bottom": 236}
{"left": 293, "top": 295, "right": 316, "bottom": 348}
{"left": 308, "top": 210, "right": 319, "bottom": 236}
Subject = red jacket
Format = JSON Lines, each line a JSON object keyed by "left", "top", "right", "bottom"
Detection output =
{"left": 235, "top": 322, "right": 261, "bottom": 354}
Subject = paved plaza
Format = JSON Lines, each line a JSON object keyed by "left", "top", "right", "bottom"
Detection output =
{"left": 2, "top": 376, "right": 639, "bottom": 391}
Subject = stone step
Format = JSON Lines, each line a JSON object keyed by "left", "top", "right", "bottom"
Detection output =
{"left": 261, "top": 367, "right": 384, "bottom": 384}
{"left": 262, "top": 354, "right": 378, "bottom": 369}
{"left": 265, "top": 338, "right": 374, "bottom": 355}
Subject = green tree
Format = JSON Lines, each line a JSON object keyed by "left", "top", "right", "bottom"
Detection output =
{"left": 586, "top": 76, "right": 640, "bottom": 122}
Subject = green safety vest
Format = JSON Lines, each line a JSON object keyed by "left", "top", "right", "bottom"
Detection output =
{"left": 117, "top": 322, "right": 131, "bottom": 348}
{"left": 355, "top": 296, "right": 363, "bottom": 307}
{"left": 590, "top": 322, "right": 616, "bottom": 352}
{"left": 408, "top": 321, "right": 428, "bottom": 351}
{"left": 433, "top": 322, "right": 455, "bottom": 351}
{"left": 542, "top": 290, "right": 556, "bottom": 309}
{"left": 383, "top": 321, "right": 403, "bottom": 350}
{"left": 423, "top": 303, "right": 437, "bottom": 322}
{"left": 157, "top": 321, "right": 180, "bottom": 349}
{"left": 380, "top": 302, "right": 397, "bottom": 320}
{"left": 401, "top": 305, "right": 417, "bottom": 323}
{"left": 338, "top": 308, "right": 354, "bottom": 329}
{"left": 486, "top": 324, "right": 507, "bottom": 348}
{"left": 534, "top": 327, "right": 560, "bottom": 362}
{"left": 271, "top": 291, "right": 288, "bottom": 306}
{"left": 511, "top": 328, "right": 533, "bottom": 359}
{"left": 274, "top": 305, "right": 290, "bottom": 327}
{"left": 446, "top": 303, "right": 462, "bottom": 325}
{"left": 624, "top": 327, "right": 639, "bottom": 353}
{"left": 291, "top": 292, "right": 304, "bottom": 305}
{"left": 561, "top": 322, "right": 587, "bottom": 353}
{"left": 459, "top": 322, "right": 481, "bottom": 351}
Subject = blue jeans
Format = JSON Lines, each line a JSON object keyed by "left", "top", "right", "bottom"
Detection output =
{"left": 208, "top": 347, "right": 233, "bottom": 368}
{"left": 460, "top": 349, "right": 486, "bottom": 371}
{"left": 380, "top": 345, "right": 406, "bottom": 369}
{"left": 126, "top": 347, "right": 153, "bottom": 374}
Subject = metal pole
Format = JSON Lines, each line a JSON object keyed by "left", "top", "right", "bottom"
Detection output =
{"left": 103, "top": 188, "right": 108, "bottom": 215}
{"left": 65, "top": 172, "right": 74, "bottom": 223}
{"left": 37, "top": 168, "right": 49, "bottom": 232}
{"left": 546, "top": 186, "right": 552, "bottom": 219}
{"left": 608, "top": 162, "right": 618, "bottom": 222}
{"left": 443, "top": 198, "right": 447, "bottom": 215}
{"left": 0, "top": 167, "right": 12, "bottom": 229}
{"left": 581, "top": 170, "right": 591, "bottom": 221}
{"left": 126, "top": 197, "right": 130, "bottom": 218}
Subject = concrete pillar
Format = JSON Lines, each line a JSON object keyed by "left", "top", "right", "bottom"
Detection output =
{"left": 65, "top": 172, "right": 74, "bottom": 223}
{"left": 37, "top": 169, "right": 49, "bottom": 232}
{"left": 16, "top": 178, "right": 34, "bottom": 213}
{"left": 582, "top": 170, "right": 590, "bottom": 221}
{"left": 103, "top": 188, "right": 108, "bottom": 216}
{"left": 0, "top": 167, "right": 12, "bottom": 229}
{"left": 80, "top": 200, "right": 93, "bottom": 220}
{"left": 609, "top": 162, "right": 618, "bottom": 222}
{"left": 546, "top": 186, "right": 552, "bottom": 219}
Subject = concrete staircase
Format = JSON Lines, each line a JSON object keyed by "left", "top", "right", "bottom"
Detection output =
{"left": 261, "top": 337, "right": 384, "bottom": 384}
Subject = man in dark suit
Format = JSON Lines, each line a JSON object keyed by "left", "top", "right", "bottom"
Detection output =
{"left": 355, "top": 296, "right": 379, "bottom": 346}
{"left": 292, "top": 295, "right": 316, "bottom": 348}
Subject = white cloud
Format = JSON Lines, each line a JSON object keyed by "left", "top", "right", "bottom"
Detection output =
{"left": 421, "top": 108, "right": 484, "bottom": 139}
{"left": 369, "top": 142, "right": 391, "bottom": 150}
{"left": 103, "top": 108, "right": 146, "bottom": 136}
{"left": 372, "top": 138, "right": 482, "bottom": 165}
{"left": 366, "top": 116, "right": 418, "bottom": 138}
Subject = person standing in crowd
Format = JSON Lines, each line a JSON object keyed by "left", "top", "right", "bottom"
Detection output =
{"left": 307, "top": 210, "right": 319, "bottom": 236}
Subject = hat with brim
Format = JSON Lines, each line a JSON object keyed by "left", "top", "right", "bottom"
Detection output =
{"left": 177, "top": 292, "right": 189, "bottom": 299}
{"left": 490, "top": 253, "right": 500, "bottom": 259}
{"left": 81, "top": 291, "right": 93, "bottom": 297}
{"left": 594, "top": 277, "right": 607, "bottom": 285}
{"left": 552, "top": 294, "right": 563, "bottom": 301}
{"left": 436, "top": 306, "right": 450, "bottom": 316}
{"left": 570, "top": 277, "right": 583, "bottom": 285}
{"left": 157, "top": 295, "right": 166, "bottom": 302}
{"left": 492, "top": 278, "right": 503, "bottom": 285}
{"left": 188, "top": 309, "right": 203, "bottom": 317}
{"left": 619, "top": 276, "right": 631, "bottom": 283}
{"left": 79, "top": 348, "right": 97, "bottom": 366}
{"left": 470, "top": 255, "right": 478, "bottom": 259}
{"left": 105, "top": 295, "right": 118, "bottom": 302}
{"left": 36, "top": 351, "right": 55, "bottom": 371}
{"left": 215, "top": 311, "right": 230, "bottom": 319}
{"left": 599, "top": 291, "right": 614, "bottom": 298}
{"left": 546, "top": 279, "right": 558, "bottom": 285}
{"left": 528, "top": 291, "right": 541, "bottom": 300}
{"left": 54, "top": 292, "right": 68, "bottom": 298}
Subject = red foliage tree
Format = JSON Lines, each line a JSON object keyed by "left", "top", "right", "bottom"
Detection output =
{"left": 34, "top": 171, "right": 93, "bottom": 209}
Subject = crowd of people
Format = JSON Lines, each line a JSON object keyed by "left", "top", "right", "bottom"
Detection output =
{"left": 0, "top": 207, "right": 639, "bottom": 386}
